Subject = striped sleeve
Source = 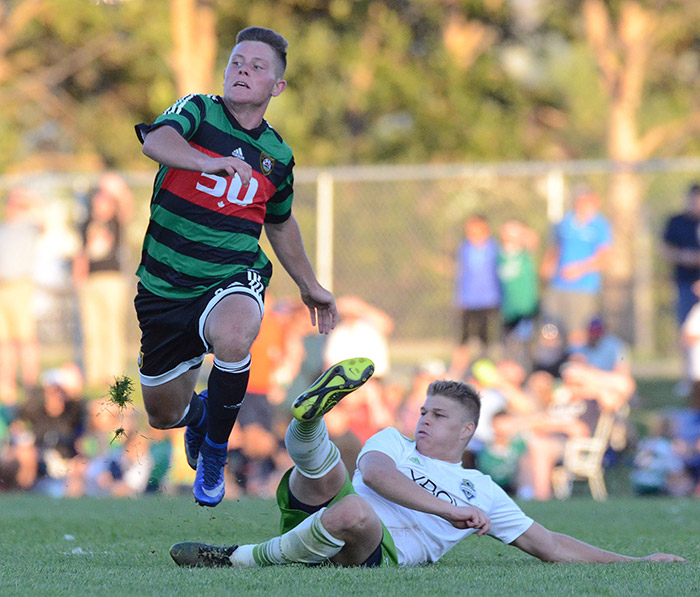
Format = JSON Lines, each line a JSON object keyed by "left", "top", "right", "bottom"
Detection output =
{"left": 135, "top": 94, "right": 206, "bottom": 143}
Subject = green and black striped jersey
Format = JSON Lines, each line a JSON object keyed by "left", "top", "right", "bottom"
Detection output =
{"left": 134, "top": 93, "right": 294, "bottom": 299}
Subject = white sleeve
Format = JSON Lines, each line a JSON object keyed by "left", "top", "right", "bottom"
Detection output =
{"left": 484, "top": 479, "right": 534, "bottom": 544}
{"left": 357, "top": 427, "right": 410, "bottom": 467}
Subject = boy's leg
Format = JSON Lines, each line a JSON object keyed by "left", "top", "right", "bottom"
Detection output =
{"left": 141, "top": 369, "right": 202, "bottom": 430}
{"left": 193, "top": 293, "right": 261, "bottom": 507}
{"left": 170, "top": 494, "right": 383, "bottom": 568}
{"left": 171, "top": 357, "right": 380, "bottom": 568}
{"left": 285, "top": 356, "right": 376, "bottom": 503}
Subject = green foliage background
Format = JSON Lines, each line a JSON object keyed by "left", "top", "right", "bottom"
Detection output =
{"left": 3, "top": 0, "right": 700, "bottom": 172}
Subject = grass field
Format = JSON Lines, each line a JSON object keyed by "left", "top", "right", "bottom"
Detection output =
{"left": 0, "top": 494, "right": 697, "bottom": 596}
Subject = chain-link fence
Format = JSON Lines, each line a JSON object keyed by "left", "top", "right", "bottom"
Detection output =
{"left": 3, "top": 157, "right": 700, "bottom": 375}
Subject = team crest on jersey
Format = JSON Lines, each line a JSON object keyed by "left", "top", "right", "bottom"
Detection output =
{"left": 460, "top": 479, "right": 476, "bottom": 501}
{"left": 260, "top": 152, "right": 275, "bottom": 176}
{"left": 409, "top": 456, "right": 422, "bottom": 466}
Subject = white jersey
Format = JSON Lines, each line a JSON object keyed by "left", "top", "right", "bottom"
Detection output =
{"left": 352, "top": 428, "right": 533, "bottom": 566}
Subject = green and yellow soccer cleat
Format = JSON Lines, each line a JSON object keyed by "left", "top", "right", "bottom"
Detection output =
{"left": 292, "top": 357, "right": 375, "bottom": 422}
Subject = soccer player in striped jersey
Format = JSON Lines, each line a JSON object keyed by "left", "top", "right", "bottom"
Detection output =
{"left": 133, "top": 27, "right": 337, "bottom": 507}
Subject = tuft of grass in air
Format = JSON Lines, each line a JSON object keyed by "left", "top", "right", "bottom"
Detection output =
{"left": 106, "top": 375, "right": 135, "bottom": 443}
{"left": 107, "top": 375, "right": 134, "bottom": 409}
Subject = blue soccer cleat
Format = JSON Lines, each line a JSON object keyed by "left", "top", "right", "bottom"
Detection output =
{"left": 292, "top": 357, "right": 375, "bottom": 422}
{"left": 193, "top": 438, "right": 227, "bottom": 507}
{"left": 184, "top": 390, "right": 208, "bottom": 470}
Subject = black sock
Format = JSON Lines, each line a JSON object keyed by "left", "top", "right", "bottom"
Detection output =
{"left": 205, "top": 359, "right": 250, "bottom": 444}
{"left": 175, "top": 392, "right": 206, "bottom": 430}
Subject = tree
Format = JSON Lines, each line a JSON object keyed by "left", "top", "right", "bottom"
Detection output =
{"left": 170, "top": 0, "right": 217, "bottom": 96}
{"left": 581, "top": 0, "right": 700, "bottom": 344}
{"left": 0, "top": 0, "right": 174, "bottom": 171}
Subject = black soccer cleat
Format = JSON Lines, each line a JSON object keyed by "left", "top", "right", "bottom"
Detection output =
{"left": 170, "top": 542, "right": 238, "bottom": 568}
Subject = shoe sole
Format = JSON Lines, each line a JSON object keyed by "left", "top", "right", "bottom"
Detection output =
{"left": 194, "top": 493, "right": 224, "bottom": 508}
{"left": 170, "top": 542, "right": 237, "bottom": 567}
{"left": 291, "top": 357, "right": 375, "bottom": 422}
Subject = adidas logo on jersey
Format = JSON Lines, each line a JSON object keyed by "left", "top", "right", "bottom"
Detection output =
{"left": 231, "top": 147, "right": 245, "bottom": 160}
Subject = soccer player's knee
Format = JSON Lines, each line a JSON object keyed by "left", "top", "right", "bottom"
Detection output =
{"left": 211, "top": 337, "right": 251, "bottom": 364}
{"left": 145, "top": 402, "right": 183, "bottom": 429}
{"left": 325, "top": 495, "right": 376, "bottom": 534}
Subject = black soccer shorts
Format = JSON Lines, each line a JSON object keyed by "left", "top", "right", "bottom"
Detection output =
{"left": 134, "top": 270, "right": 265, "bottom": 387}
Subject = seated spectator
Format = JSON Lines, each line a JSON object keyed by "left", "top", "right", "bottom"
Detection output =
{"left": 226, "top": 422, "right": 281, "bottom": 498}
{"left": 522, "top": 359, "right": 633, "bottom": 500}
{"left": 17, "top": 371, "right": 86, "bottom": 496}
{"left": 0, "top": 418, "right": 37, "bottom": 491}
{"left": 396, "top": 359, "right": 447, "bottom": 436}
{"left": 664, "top": 408, "right": 700, "bottom": 496}
{"left": 83, "top": 427, "right": 154, "bottom": 498}
{"left": 463, "top": 358, "right": 536, "bottom": 468}
{"left": 475, "top": 410, "right": 528, "bottom": 495}
{"left": 145, "top": 427, "right": 173, "bottom": 494}
{"left": 630, "top": 414, "right": 691, "bottom": 497}
{"left": 281, "top": 301, "right": 328, "bottom": 408}
{"left": 570, "top": 317, "right": 630, "bottom": 373}
{"left": 531, "top": 319, "right": 570, "bottom": 378}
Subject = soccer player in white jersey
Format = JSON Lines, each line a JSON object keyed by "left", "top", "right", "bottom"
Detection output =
{"left": 171, "top": 357, "right": 686, "bottom": 568}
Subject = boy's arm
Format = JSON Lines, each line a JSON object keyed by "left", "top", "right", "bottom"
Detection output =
{"left": 510, "top": 522, "right": 686, "bottom": 563}
{"left": 265, "top": 215, "right": 337, "bottom": 334}
{"left": 141, "top": 125, "right": 252, "bottom": 183}
{"left": 358, "top": 450, "right": 490, "bottom": 535}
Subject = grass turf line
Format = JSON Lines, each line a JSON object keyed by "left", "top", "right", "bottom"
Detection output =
{"left": 0, "top": 494, "right": 696, "bottom": 596}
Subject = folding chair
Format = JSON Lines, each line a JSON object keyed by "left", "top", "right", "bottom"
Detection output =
{"left": 550, "top": 408, "right": 624, "bottom": 502}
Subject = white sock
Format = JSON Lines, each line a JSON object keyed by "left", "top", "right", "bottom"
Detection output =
{"left": 284, "top": 419, "right": 341, "bottom": 479}
{"left": 230, "top": 508, "right": 344, "bottom": 567}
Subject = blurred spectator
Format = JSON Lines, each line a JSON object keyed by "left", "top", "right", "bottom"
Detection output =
{"left": 540, "top": 187, "right": 612, "bottom": 346}
{"left": 17, "top": 372, "right": 86, "bottom": 496}
{"left": 497, "top": 220, "right": 540, "bottom": 368}
{"left": 281, "top": 301, "right": 328, "bottom": 408}
{"left": 571, "top": 317, "right": 630, "bottom": 373}
{"left": 324, "top": 295, "right": 395, "bottom": 450}
{"left": 397, "top": 359, "right": 447, "bottom": 436}
{"left": 324, "top": 295, "right": 393, "bottom": 381}
{"left": 531, "top": 319, "right": 569, "bottom": 378}
{"left": 464, "top": 358, "right": 536, "bottom": 467}
{"left": 0, "top": 187, "right": 42, "bottom": 402}
{"left": 145, "top": 427, "right": 173, "bottom": 494}
{"left": 630, "top": 414, "right": 690, "bottom": 497}
{"left": 0, "top": 419, "right": 38, "bottom": 491}
{"left": 73, "top": 173, "right": 133, "bottom": 389}
{"left": 662, "top": 182, "right": 700, "bottom": 327}
{"left": 475, "top": 410, "right": 529, "bottom": 495}
{"left": 664, "top": 408, "right": 700, "bottom": 497}
{"left": 681, "top": 279, "right": 700, "bottom": 410}
{"left": 82, "top": 426, "right": 154, "bottom": 498}
{"left": 449, "top": 214, "right": 501, "bottom": 379}
{"left": 523, "top": 359, "right": 633, "bottom": 500}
